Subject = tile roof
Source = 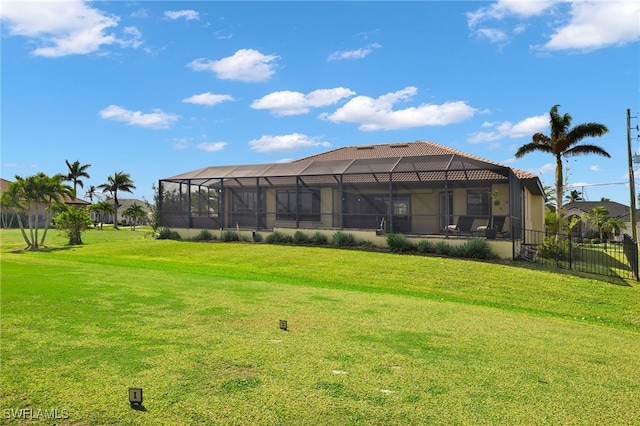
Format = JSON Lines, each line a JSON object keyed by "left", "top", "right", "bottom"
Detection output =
{"left": 564, "top": 201, "right": 636, "bottom": 220}
{"left": 295, "top": 140, "right": 538, "bottom": 180}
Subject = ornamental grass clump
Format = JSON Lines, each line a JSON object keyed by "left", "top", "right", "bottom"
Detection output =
{"left": 332, "top": 231, "right": 357, "bottom": 247}
{"left": 220, "top": 230, "right": 239, "bottom": 242}
{"left": 310, "top": 232, "right": 328, "bottom": 246}
{"left": 292, "top": 231, "right": 310, "bottom": 245}
{"left": 386, "top": 233, "right": 415, "bottom": 253}
{"left": 415, "top": 240, "right": 432, "bottom": 253}
{"left": 192, "top": 229, "right": 215, "bottom": 241}
{"left": 154, "top": 226, "right": 181, "bottom": 240}
{"left": 265, "top": 231, "right": 292, "bottom": 244}
{"left": 458, "top": 237, "right": 493, "bottom": 259}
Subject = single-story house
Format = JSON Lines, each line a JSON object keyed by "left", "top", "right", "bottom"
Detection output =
{"left": 564, "top": 200, "right": 640, "bottom": 240}
{"left": 0, "top": 177, "right": 90, "bottom": 228}
{"left": 158, "top": 141, "right": 546, "bottom": 249}
{"left": 93, "top": 198, "right": 152, "bottom": 226}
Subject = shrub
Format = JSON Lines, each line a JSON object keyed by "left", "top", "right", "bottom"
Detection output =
{"left": 458, "top": 237, "right": 493, "bottom": 259}
{"left": 155, "top": 227, "right": 181, "bottom": 240}
{"left": 220, "top": 230, "right": 239, "bottom": 242}
{"left": 332, "top": 231, "right": 357, "bottom": 247}
{"left": 293, "top": 231, "right": 310, "bottom": 245}
{"left": 415, "top": 240, "right": 432, "bottom": 253}
{"left": 310, "top": 232, "right": 328, "bottom": 246}
{"left": 359, "top": 240, "right": 376, "bottom": 249}
{"left": 265, "top": 231, "right": 292, "bottom": 244}
{"left": 434, "top": 241, "right": 450, "bottom": 255}
{"left": 537, "top": 236, "right": 570, "bottom": 261}
{"left": 386, "top": 233, "right": 414, "bottom": 253}
{"left": 252, "top": 232, "right": 263, "bottom": 243}
{"left": 192, "top": 229, "right": 214, "bottom": 241}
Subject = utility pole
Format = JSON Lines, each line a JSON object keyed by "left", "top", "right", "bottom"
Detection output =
{"left": 627, "top": 109, "right": 638, "bottom": 242}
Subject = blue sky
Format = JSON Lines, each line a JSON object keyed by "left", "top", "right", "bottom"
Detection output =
{"left": 2, "top": 1, "right": 639, "bottom": 204}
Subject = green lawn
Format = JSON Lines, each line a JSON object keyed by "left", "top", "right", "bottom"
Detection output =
{"left": 1, "top": 228, "right": 639, "bottom": 425}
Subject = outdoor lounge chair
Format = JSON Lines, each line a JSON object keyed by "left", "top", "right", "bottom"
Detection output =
{"left": 476, "top": 215, "right": 507, "bottom": 238}
{"left": 446, "top": 215, "right": 475, "bottom": 236}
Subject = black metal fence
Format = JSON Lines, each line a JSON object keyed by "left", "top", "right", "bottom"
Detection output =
{"left": 516, "top": 229, "right": 639, "bottom": 281}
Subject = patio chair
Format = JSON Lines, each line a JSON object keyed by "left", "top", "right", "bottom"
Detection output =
{"left": 446, "top": 215, "right": 475, "bottom": 236}
{"left": 476, "top": 215, "right": 507, "bottom": 238}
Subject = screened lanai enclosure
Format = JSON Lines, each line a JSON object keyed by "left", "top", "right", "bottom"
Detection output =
{"left": 158, "top": 142, "right": 545, "bottom": 238}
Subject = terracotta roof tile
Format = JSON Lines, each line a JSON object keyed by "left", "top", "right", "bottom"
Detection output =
{"left": 295, "top": 140, "right": 538, "bottom": 180}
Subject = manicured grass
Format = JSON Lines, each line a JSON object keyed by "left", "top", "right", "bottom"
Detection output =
{"left": 1, "top": 228, "right": 639, "bottom": 425}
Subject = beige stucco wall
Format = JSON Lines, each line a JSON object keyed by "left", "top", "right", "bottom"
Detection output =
{"left": 523, "top": 188, "right": 545, "bottom": 233}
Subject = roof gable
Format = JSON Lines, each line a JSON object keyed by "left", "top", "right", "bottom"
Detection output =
{"left": 564, "top": 201, "right": 631, "bottom": 219}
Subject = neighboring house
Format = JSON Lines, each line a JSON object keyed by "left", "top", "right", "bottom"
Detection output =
{"left": 564, "top": 201, "right": 639, "bottom": 240}
{"left": 158, "top": 141, "right": 546, "bottom": 240}
{"left": 95, "top": 198, "right": 152, "bottom": 226}
{"left": 0, "top": 178, "right": 90, "bottom": 228}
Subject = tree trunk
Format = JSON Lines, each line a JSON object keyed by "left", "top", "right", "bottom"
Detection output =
{"left": 113, "top": 194, "right": 119, "bottom": 229}
{"left": 40, "top": 208, "right": 52, "bottom": 247}
{"left": 555, "top": 154, "right": 563, "bottom": 218}
{"left": 16, "top": 214, "right": 32, "bottom": 249}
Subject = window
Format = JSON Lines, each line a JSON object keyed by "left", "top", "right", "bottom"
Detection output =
{"left": 467, "top": 190, "right": 490, "bottom": 216}
{"left": 276, "top": 189, "right": 321, "bottom": 221}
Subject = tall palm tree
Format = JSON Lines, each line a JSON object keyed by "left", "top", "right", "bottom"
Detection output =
{"left": 98, "top": 172, "right": 136, "bottom": 229}
{"left": 515, "top": 105, "right": 609, "bottom": 216}
{"left": 64, "top": 160, "right": 91, "bottom": 199}
{"left": 9, "top": 173, "right": 72, "bottom": 249}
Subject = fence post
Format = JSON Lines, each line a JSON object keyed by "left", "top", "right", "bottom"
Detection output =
{"left": 568, "top": 235, "right": 572, "bottom": 270}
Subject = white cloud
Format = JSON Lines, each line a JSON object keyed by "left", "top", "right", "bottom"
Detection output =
{"left": 589, "top": 165, "right": 601, "bottom": 172}
{"left": 0, "top": 0, "right": 142, "bottom": 57}
{"left": 540, "top": 1, "right": 640, "bottom": 51}
{"left": 251, "top": 88, "right": 355, "bottom": 116}
{"left": 467, "top": 1, "right": 557, "bottom": 27}
{"left": 183, "top": 92, "right": 234, "bottom": 106}
{"left": 187, "top": 49, "right": 279, "bottom": 82}
{"left": 197, "top": 142, "right": 227, "bottom": 152}
{"left": 468, "top": 1, "right": 640, "bottom": 52}
{"left": 248, "top": 133, "right": 331, "bottom": 153}
{"left": 475, "top": 28, "right": 509, "bottom": 43}
{"left": 164, "top": 10, "right": 199, "bottom": 21}
{"left": 320, "top": 87, "right": 476, "bottom": 131}
{"left": 468, "top": 113, "right": 548, "bottom": 143}
{"left": 99, "top": 105, "right": 178, "bottom": 129}
{"left": 328, "top": 43, "right": 381, "bottom": 61}
{"left": 537, "top": 163, "right": 555, "bottom": 175}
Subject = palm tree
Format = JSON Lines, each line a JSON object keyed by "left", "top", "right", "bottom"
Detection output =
{"left": 515, "top": 105, "right": 609, "bottom": 216}
{"left": 89, "top": 200, "right": 114, "bottom": 229}
{"left": 64, "top": 160, "right": 91, "bottom": 199}
{"left": 85, "top": 185, "right": 99, "bottom": 202}
{"left": 587, "top": 206, "right": 609, "bottom": 241}
{"left": 122, "top": 203, "right": 147, "bottom": 230}
{"left": 98, "top": 172, "right": 136, "bottom": 229}
{"left": 565, "top": 190, "right": 583, "bottom": 203}
{"left": 8, "top": 173, "right": 72, "bottom": 249}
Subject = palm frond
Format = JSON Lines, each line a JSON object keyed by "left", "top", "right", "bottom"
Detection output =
{"left": 567, "top": 123, "right": 608, "bottom": 142}
{"left": 563, "top": 144, "right": 612, "bottom": 158}
{"left": 515, "top": 141, "right": 553, "bottom": 158}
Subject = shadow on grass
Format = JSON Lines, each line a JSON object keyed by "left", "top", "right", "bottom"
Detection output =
{"left": 508, "top": 259, "right": 634, "bottom": 287}
{"left": 8, "top": 245, "right": 79, "bottom": 254}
